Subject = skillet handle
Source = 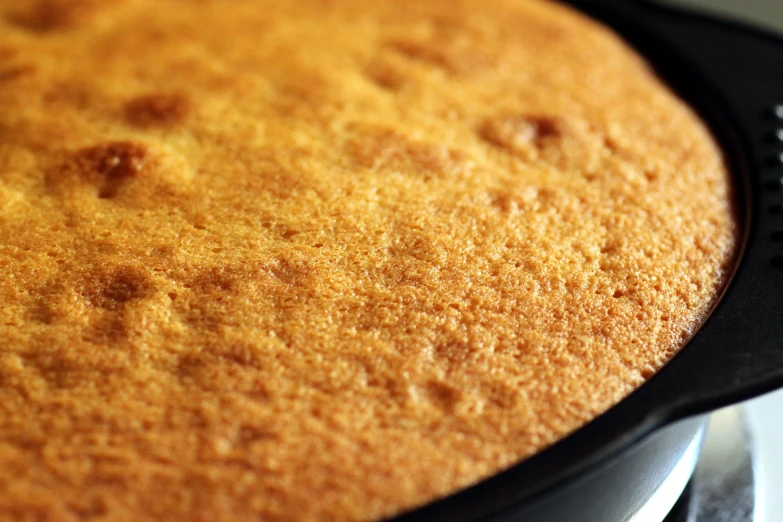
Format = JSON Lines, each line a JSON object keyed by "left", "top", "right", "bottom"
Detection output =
{"left": 573, "top": 0, "right": 783, "bottom": 418}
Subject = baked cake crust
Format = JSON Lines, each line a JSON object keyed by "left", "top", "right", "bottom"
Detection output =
{"left": 0, "top": 0, "right": 737, "bottom": 520}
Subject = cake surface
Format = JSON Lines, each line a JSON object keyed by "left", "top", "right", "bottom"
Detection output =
{"left": 0, "top": 0, "right": 737, "bottom": 520}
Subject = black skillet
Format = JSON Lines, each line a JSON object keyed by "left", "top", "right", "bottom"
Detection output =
{"left": 391, "top": 1, "right": 783, "bottom": 520}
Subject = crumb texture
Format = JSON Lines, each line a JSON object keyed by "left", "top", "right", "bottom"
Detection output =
{"left": 0, "top": 0, "right": 737, "bottom": 521}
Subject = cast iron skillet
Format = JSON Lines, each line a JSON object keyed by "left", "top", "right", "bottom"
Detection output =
{"left": 391, "top": 1, "right": 783, "bottom": 521}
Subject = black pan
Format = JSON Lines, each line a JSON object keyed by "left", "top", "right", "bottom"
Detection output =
{"left": 391, "top": 1, "right": 783, "bottom": 520}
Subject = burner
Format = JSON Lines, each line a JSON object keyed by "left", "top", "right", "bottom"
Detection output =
{"left": 656, "top": 407, "right": 758, "bottom": 522}
{"left": 687, "top": 407, "right": 757, "bottom": 522}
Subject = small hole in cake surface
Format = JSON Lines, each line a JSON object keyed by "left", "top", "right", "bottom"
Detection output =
{"left": 281, "top": 228, "right": 299, "bottom": 240}
{"left": 478, "top": 114, "right": 567, "bottom": 157}
{"left": 387, "top": 39, "right": 452, "bottom": 72}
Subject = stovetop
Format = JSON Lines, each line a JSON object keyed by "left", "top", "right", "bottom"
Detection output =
{"left": 746, "top": 391, "right": 783, "bottom": 522}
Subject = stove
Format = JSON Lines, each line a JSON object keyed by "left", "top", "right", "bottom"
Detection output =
{"left": 743, "top": 391, "right": 783, "bottom": 522}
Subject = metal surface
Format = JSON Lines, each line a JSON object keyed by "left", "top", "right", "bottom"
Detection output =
{"left": 689, "top": 408, "right": 758, "bottom": 522}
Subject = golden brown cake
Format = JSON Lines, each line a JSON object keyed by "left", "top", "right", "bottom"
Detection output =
{"left": 0, "top": 0, "right": 738, "bottom": 520}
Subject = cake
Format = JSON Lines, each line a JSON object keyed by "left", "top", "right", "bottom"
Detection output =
{"left": 0, "top": 0, "right": 738, "bottom": 520}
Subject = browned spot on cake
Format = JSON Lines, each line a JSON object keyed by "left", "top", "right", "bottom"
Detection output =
{"left": 56, "top": 141, "right": 158, "bottom": 198}
{"left": 347, "top": 125, "right": 467, "bottom": 179}
{"left": 29, "top": 299, "right": 58, "bottom": 325}
{"left": 125, "top": 93, "right": 190, "bottom": 128}
{"left": 235, "top": 425, "right": 278, "bottom": 447}
{"left": 365, "top": 57, "right": 407, "bottom": 91}
{"left": 80, "top": 265, "right": 152, "bottom": 311}
{"left": 0, "top": 46, "right": 17, "bottom": 60}
{"left": 10, "top": 0, "right": 102, "bottom": 31}
{"left": 419, "top": 380, "right": 464, "bottom": 413}
{"left": 0, "top": 64, "right": 36, "bottom": 81}
{"left": 174, "top": 354, "right": 219, "bottom": 387}
{"left": 77, "top": 142, "right": 153, "bottom": 182}
{"left": 279, "top": 226, "right": 300, "bottom": 240}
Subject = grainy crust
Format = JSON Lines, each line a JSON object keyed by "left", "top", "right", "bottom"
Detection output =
{"left": 0, "top": 0, "right": 737, "bottom": 520}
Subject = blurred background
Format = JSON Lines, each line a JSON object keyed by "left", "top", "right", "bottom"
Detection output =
{"left": 658, "top": 0, "right": 783, "bottom": 34}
